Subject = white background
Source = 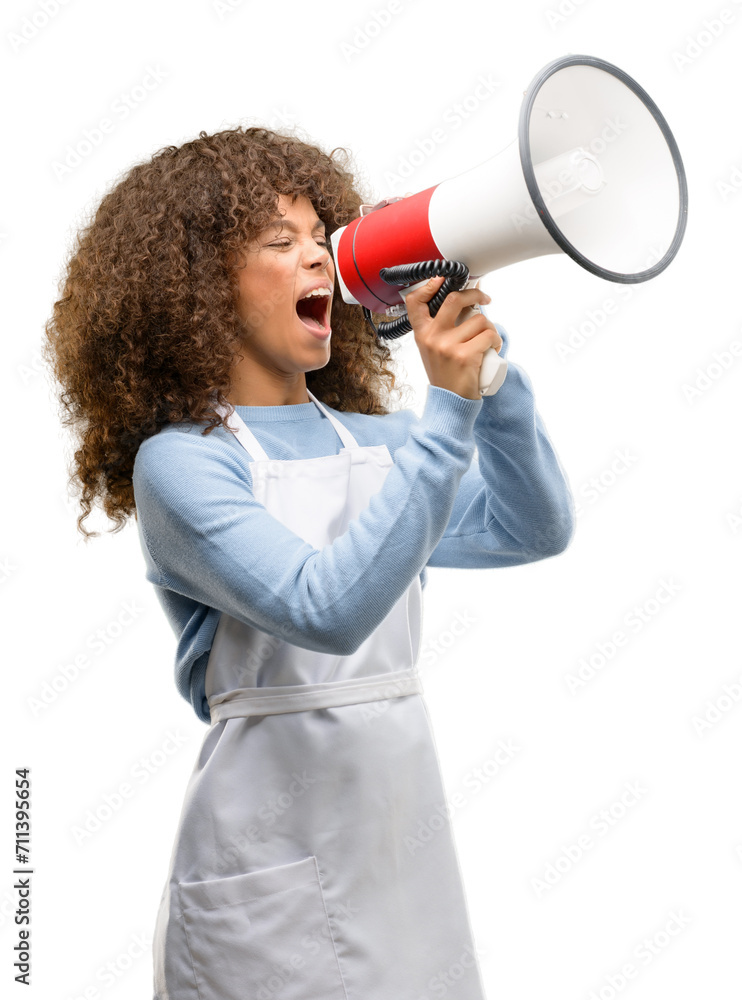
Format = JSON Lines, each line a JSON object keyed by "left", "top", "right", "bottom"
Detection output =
{"left": 2, "top": 0, "right": 740, "bottom": 997}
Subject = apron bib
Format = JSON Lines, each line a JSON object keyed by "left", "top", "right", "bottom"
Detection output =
{"left": 151, "top": 390, "right": 488, "bottom": 1000}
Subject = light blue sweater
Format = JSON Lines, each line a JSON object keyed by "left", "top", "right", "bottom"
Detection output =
{"left": 132, "top": 327, "right": 575, "bottom": 723}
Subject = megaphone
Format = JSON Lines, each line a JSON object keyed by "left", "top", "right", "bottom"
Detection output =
{"left": 331, "top": 54, "right": 688, "bottom": 396}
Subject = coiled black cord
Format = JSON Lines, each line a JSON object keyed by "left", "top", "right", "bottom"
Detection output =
{"left": 363, "top": 259, "right": 470, "bottom": 340}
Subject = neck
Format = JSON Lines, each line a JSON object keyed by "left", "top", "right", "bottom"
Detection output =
{"left": 227, "top": 362, "right": 310, "bottom": 407}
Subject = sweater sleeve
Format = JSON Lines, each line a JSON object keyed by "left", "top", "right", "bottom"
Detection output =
{"left": 133, "top": 387, "right": 482, "bottom": 658}
{"left": 426, "top": 324, "right": 576, "bottom": 569}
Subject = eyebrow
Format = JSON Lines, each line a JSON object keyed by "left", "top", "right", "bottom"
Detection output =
{"left": 266, "top": 219, "right": 326, "bottom": 233}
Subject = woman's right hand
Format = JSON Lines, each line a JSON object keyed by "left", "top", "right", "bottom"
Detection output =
{"left": 404, "top": 275, "right": 502, "bottom": 400}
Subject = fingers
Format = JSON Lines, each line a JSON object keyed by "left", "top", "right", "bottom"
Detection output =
{"left": 433, "top": 286, "right": 492, "bottom": 327}
{"left": 454, "top": 314, "right": 501, "bottom": 353}
{"left": 403, "top": 275, "right": 446, "bottom": 329}
{"left": 465, "top": 327, "right": 501, "bottom": 359}
{"left": 403, "top": 275, "right": 501, "bottom": 398}
{"left": 405, "top": 278, "right": 499, "bottom": 348}
{"left": 492, "top": 324, "right": 503, "bottom": 353}
{"left": 460, "top": 317, "right": 502, "bottom": 353}
{"left": 404, "top": 278, "right": 490, "bottom": 324}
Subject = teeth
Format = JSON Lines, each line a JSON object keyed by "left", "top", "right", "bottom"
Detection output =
{"left": 300, "top": 288, "right": 331, "bottom": 300}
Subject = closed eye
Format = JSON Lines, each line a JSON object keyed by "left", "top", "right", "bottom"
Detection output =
{"left": 267, "top": 238, "right": 330, "bottom": 248}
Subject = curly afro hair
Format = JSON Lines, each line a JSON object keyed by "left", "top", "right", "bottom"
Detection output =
{"left": 43, "top": 125, "right": 402, "bottom": 538}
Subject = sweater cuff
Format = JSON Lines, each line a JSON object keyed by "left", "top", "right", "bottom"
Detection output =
{"left": 421, "top": 383, "right": 482, "bottom": 440}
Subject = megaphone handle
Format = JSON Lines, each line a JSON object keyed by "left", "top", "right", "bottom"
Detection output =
{"left": 455, "top": 298, "right": 508, "bottom": 397}
{"left": 480, "top": 344, "right": 508, "bottom": 397}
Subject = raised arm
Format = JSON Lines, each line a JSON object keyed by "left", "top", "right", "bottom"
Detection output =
{"left": 427, "top": 323, "right": 576, "bottom": 569}
{"left": 133, "top": 386, "right": 482, "bottom": 657}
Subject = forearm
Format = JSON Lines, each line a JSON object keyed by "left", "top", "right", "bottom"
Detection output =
{"left": 134, "top": 386, "right": 483, "bottom": 655}
{"left": 428, "top": 325, "right": 575, "bottom": 568}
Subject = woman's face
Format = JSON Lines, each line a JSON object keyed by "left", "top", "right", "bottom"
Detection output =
{"left": 233, "top": 193, "right": 335, "bottom": 383}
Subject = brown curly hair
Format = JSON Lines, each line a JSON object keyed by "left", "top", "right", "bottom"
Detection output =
{"left": 43, "top": 125, "right": 403, "bottom": 539}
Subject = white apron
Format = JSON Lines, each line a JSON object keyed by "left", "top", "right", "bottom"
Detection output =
{"left": 152, "top": 390, "right": 488, "bottom": 1000}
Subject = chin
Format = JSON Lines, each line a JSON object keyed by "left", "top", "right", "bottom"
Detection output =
{"left": 306, "top": 354, "right": 331, "bottom": 373}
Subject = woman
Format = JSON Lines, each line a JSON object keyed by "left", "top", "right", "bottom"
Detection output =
{"left": 44, "top": 126, "right": 575, "bottom": 1000}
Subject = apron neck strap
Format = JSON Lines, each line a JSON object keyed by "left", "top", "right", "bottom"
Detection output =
{"left": 306, "top": 390, "right": 358, "bottom": 451}
{"left": 215, "top": 391, "right": 359, "bottom": 461}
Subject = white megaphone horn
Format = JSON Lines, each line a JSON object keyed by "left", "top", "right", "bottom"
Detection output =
{"left": 330, "top": 54, "right": 689, "bottom": 396}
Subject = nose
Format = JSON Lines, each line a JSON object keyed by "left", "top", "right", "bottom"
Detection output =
{"left": 303, "top": 237, "right": 332, "bottom": 271}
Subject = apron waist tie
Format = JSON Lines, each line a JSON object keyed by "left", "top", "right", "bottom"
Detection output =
{"left": 208, "top": 667, "right": 423, "bottom": 723}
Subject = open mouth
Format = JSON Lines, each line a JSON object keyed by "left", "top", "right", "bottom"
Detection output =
{"left": 296, "top": 290, "right": 332, "bottom": 334}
